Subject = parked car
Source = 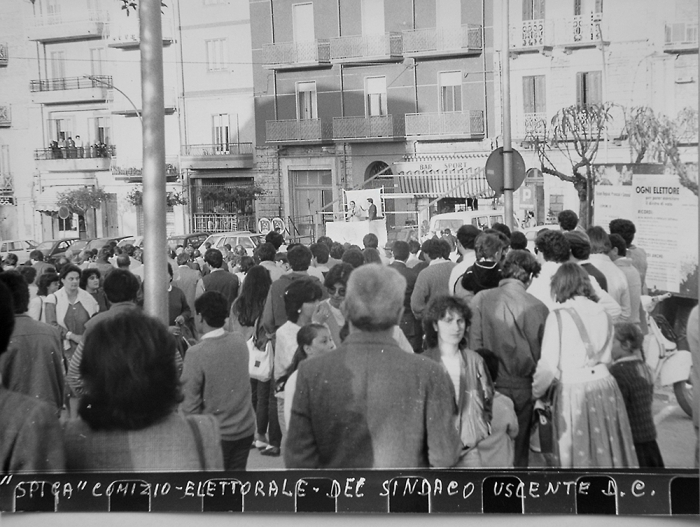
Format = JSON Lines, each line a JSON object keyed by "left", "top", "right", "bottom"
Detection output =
{"left": 198, "top": 231, "right": 265, "bottom": 257}
{"left": 0, "top": 239, "right": 38, "bottom": 265}
{"left": 167, "top": 232, "right": 210, "bottom": 251}
{"left": 34, "top": 238, "right": 81, "bottom": 264}
{"left": 117, "top": 236, "right": 144, "bottom": 249}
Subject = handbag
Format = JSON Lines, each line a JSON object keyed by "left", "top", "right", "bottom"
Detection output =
{"left": 529, "top": 383, "right": 556, "bottom": 454}
{"left": 248, "top": 318, "right": 273, "bottom": 382}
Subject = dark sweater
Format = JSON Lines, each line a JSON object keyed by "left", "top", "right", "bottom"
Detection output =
{"left": 461, "top": 260, "right": 502, "bottom": 295}
{"left": 609, "top": 358, "right": 657, "bottom": 443}
{"left": 202, "top": 269, "right": 239, "bottom": 311}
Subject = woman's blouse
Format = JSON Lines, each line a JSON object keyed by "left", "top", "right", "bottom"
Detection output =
{"left": 63, "top": 301, "right": 91, "bottom": 338}
{"left": 274, "top": 321, "right": 301, "bottom": 387}
{"left": 532, "top": 296, "right": 613, "bottom": 398}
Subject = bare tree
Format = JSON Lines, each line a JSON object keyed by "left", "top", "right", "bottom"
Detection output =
{"left": 534, "top": 103, "right": 613, "bottom": 228}
{"left": 623, "top": 106, "right": 698, "bottom": 196}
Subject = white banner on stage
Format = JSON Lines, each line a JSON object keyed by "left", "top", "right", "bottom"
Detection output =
{"left": 343, "top": 188, "right": 383, "bottom": 222}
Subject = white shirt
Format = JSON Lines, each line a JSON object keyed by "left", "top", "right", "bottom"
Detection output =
{"left": 200, "top": 327, "right": 226, "bottom": 340}
{"left": 448, "top": 251, "right": 477, "bottom": 296}
{"left": 589, "top": 253, "right": 632, "bottom": 323}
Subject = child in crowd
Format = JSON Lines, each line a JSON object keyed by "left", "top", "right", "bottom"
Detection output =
{"left": 473, "top": 348, "right": 519, "bottom": 468}
{"left": 609, "top": 322, "right": 664, "bottom": 468}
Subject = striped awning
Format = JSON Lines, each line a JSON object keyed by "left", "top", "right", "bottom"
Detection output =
{"left": 393, "top": 153, "right": 494, "bottom": 199}
{"left": 34, "top": 187, "right": 63, "bottom": 212}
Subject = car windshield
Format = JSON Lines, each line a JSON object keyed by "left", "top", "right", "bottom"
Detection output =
{"left": 35, "top": 241, "right": 55, "bottom": 251}
{"left": 71, "top": 240, "right": 89, "bottom": 251}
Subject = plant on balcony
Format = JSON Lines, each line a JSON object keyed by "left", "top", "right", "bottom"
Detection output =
{"left": 118, "top": 0, "right": 168, "bottom": 15}
{"left": 199, "top": 185, "right": 266, "bottom": 204}
{"left": 623, "top": 106, "right": 698, "bottom": 196}
{"left": 56, "top": 187, "right": 108, "bottom": 215}
{"left": 125, "top": 187, "right": 188, "bottom": 207}
{"left": 534, "top": 103, "right": 613, "bottom": 228}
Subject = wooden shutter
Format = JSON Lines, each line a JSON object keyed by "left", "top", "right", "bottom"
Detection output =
{"left": 587, "top": 71, "right": 602, "bottom": 104}
{"left": 575, "top": 72, "right": 584, "bottom": 105}
{"left": 574, "top": 0, "right": 582, "bottom": 16}
{"left": 534, "top": 75, "right": 546, "bottom": 113}
{"left": 534, "top": 0, "right": 545, "bottom": 19}
{"left": 522, "top": 76, "right": 535, "bottom": 113}
{"left": 595, "top": 0, "right": 603, "bottom": 13}
{"left": 522, "top": 0, "right": 533, "bottom": 20}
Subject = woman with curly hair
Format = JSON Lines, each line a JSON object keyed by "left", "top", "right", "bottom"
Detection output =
{"left": 422, "top": 295, "right": 494, "bottom": 467}
{"left": 532, "top": 262, "right": 637, "bottom": 468}
{"left": 63, "top": 312, "right": 223, "bottom": 471}
{"left": 79, "top": 268, "right": 109, "bottom": 313}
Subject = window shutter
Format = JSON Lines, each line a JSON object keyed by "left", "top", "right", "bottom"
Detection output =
{"left": 522, "top": 76, "right": 535, "bottom": 113}
{"left": 534, "top": 0, "right": 545, "bottom": 19}
{"left": 574, "top": 0, "right": 582, "bottom": 16}
{"left": 575, "top": 72, "right": 584, "bottom": 105}
{"left": 522, "top": 0, "right": 533, "bottom": 21}
{"left": 588, "top": 71, "right": 602, "bottom": 104}
{"left": 595, "top": 0, "right": 603, "bottom": 13}
{"left": 534, "top": 75, "right": 546, "bottom": 113}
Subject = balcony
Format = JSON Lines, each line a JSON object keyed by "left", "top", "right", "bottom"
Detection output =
{"left": 515, "top": 112, "right": 548, "bottom": 141}
{"left": 405, "top": 111, "right": 484, "bottom": 140}
{"left": 27, "top": 11, "right": 108, "bottom": 42}
{"left": 30, "top": 76, "right": 111, "bottom": 105}
{"left": 180, "top": 143, "right": 254, "bottom": 170}
{"left": 664, "top": 22, "right": 698, "bottom": 53}
{"left": 107, "top": 17, "right": 174, "bottom": 48}
{"left": 266, "top": 119, "right": 332, "bottom": 144}
{"left": 262, "top": 40, "right": 331, "bottom": 70}
{"left": 0, "top": 105, "right": 10, "bottom": 127}
{"left": 34, "top": 144, "right": 115, "bottom": 172}
{"left": 510, "top": 19, "right": 554, "bottom": 54}
{"left": 0, "top": 43, "right": 7, "bottom": 66}
{"left": 559, "top": 14, "right": 608, "bottom": 51}
{"left": 0, "top": 171, "right": 14, "bottom": 206}
{"left": 111, "top": 87, "right": 177, "bottom": 116}
{"left": 330, "top": 33, "right": 402, "bottom": 63}
{"left": 332, "top": 115, "right": 404, "bottom": 141}
{"left": 402, "top": 25, "right": 482, "bottom": 58}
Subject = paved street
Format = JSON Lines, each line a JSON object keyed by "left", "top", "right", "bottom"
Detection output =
{"left": 247, "top": 386, "right": 696, "bottom": 471}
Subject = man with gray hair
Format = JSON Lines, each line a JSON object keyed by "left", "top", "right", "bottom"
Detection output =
{"left": 285, "top": 264, "right": 460, "bottom": 469}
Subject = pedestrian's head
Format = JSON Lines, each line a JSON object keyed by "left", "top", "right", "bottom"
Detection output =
{"left": 564, "top": 231, "right": 592, "bottom": 261}
{"left": 509, "top": 231, "right": 528, "bottom": 251}
{"left": 176, "top": 252, "right": 190, "bottom": 266}
{"left": 362, "top": 247, "right": 382, "bottom": 265}
{"left": 287, "top": 244, "right": 312, "bottom": 272}
{"left": 195, "top": 291, "right": 229, "bottom": 329}
{"left": 341, "top": 248, "right": 364, "bottom": 269}
{"left": 98, "top": 245, "right": 113, "bottom": 261}
{"left": 116, "top": 254, "right": 131, "bottom": 269}
{"left": 608, "top": 233, "right": 627, "bottom": 258}
{"left": 408, "top": 239, "right": 421, "bottom": 255}
{"left": 0, "top": 282, "right": 15, "bottom": 355}
{"left": 298, "top": 323, "right": 334, "bottom": 359}
{"left": 80, "top": 268, "right": 101, "bottom": 290}
{"left": 613, "top": 322, "right": 644, "bottom": 360}
{"left": 343, "top": 265, "right": 405, "bottom": 332}
{"left": 2, "top": 253, "right": 18, "bottom": 268}
{"left": 550, "top": 262, "right": 598, "bottom": 304}
{"left": 534, "top": 229, "right": 570, "bottom": 263}
{"left": 475, "top": 348, "right": 499, "bottom": 383}
{"left": 330, "top": 242, "right": 345, "bottom": 260}
{"left": 204, "top": 248, "right": 224, "bottom": 269}
{"left": 501, "top": 249, "right": 541, "bottom": 284}
{"left": 474, "top": 232, "right": 505, "bottom": 261}
{"left": 421, "top": 238, "right": 443, "bottom": 260}
{"left": 587, "top": 226, "right": 612, "bottom": 254}
{"left": 422, "top": 295, "right": 471, "bottom": 350}
{"left": 265, "top": 230, "right": 285, "bottom": 250}
{"left": 103, "top": 269, "right": 140, "bottom": 303}
{"left": 456, "top": 225, "right": 481, "bottom": 251}
{"left": 491, "top": 222, "right": 511, "bottom": 240}
{"left": 557, "top": 210, "right": 579, "bottom": 231}
{"left": 317, "top": 236, "right": 333, "bottom": 250}
{"left": 284, "top": 279, "right": 323, "bottom": 324}
{"left": 30, "top": 249, "right": 44, "bottom": 262}
{"left": 438, "top": 239, "right": 452, "bottom": 259}
{"left": 0, "top": 271, "right": 29, "bottom": 314}
{"left": 79, "top": 311, "right": 182, "bottom": 431}
{"left": 608, "top": 218, "right": 636, "bottom": 247}
{"left": 362, "top": 233, "right": 379, "bottom": 249}
{"left": 255, "top": 242, "right": 277, "bottom": 263}
{"left": 37, "top": 272, "right": 60, "bottom": 296}
{"left": 309, "top": 243, "right": 330, "bottom": 265}
{"left": 323, "top": 262, "right": 353, "bottom": 310}
{"left": 59, "top": 264, "right": 82, "bottom": 292}
{"left": 391, "top": 240, "right": 410, "bottom": 262}
{"left": 18, "top": 265, "right": 37, "bottom": 286}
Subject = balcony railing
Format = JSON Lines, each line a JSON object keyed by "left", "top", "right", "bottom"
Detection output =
{"left": 0, "top": 105, "right": 10, "bottom": 127}
{"left": 34, "top": 144, "right": 116, "bottom": 160}
{"left": 332, "top": 115, "right": 404, "bottom": 140}
{"left": 559, "top": 13, "right": 607, "bottom": 49}
{"left": 107, "top": 17, "right": 173, "bottom": 48}
{"left": 192, "top": 213, "right": 256, "bottom": 234}
{"left": 517, "top": 112, "right": 548, "bottom": 140}
{"left": 262, "top": 40, "right": 331, "bottom": 69}
{"left": 510, "top": 19, "right": 554, "bottom": 50}
{"left": 27, "top": 10, "right": 108, "bottom": 42}
{"left": 266, "top": 119, "right": 332, "bottom": 143}
{"left": 664, "top": 22, "right": 698, "bottom": 52}
{"left": 330, "top": 33, "right": 403, "bottom": 62}
{"left": 405, "top": 111, "right": 484, "bottom": 138}
{"left": 181, "top": 143, "right": 254, "bottom": 156}
{"left": 0, "top": 43, "right": 7, "bottom": 66}
{"left": 402, "top": 25, "right": 482, "bottom": 57}
{"left": 30, "top": 75, "right": 112, "bottom": 92}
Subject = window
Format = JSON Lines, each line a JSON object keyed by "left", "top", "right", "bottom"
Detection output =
{"left": 293, "top": 3, "right": 315, "bottom": 42}
{"left": 90, "top": 48, "right": 103, "bottom": 76}
{"left": 206, "top": 39, "right": 227, "bottom": 71}
{"left": 49, "top": 118, "right": 73, "bottom": 143}
{"left": 88, "top": 116, "right": 110, "bottom": 144}
{"left": 296, "top": 81, "right": 317, "bottom": 120}
{"left": 523, "top": 75, "right": 546, "bottom": 113}
{"left": 439, "top": 71, "right": 462, "bottom": 113}
{"left": 361, "top": 0, "right": 384, "bottom": 36}
{"left": 365, "top": 77, "right": 387, "bottom": 117}
{"left": 574, "top": 0, "right": 603, "bottom": 15}
{"left": 213, "top": 114, "right": 230, "bottom": 152}
{"left": 576, "top": 71, "right": 602, "bottom": 106}
{"left": 437, "top": 0, "right": 461, "bottom": 29}
{"left": 50, "top": 51, "right": 65, "bottom": 79}
{"left": 522, "top": 0, "right": 545, "bottom": 20}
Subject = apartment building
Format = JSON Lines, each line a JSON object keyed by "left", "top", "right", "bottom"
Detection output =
{"left": 0, "top": 0, "right": 257, "bottom": 244}
{"left": 496, "top": 0, "right": 698, "bottom": 223}
{"left": 251, "top": 0, "right": 499, "bottom": 239}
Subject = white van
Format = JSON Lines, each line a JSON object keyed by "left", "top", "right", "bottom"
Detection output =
{"left": 428, "top": 209, "right": 518, "bottom": 237}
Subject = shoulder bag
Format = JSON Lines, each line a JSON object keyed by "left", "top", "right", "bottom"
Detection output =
{"left": 248, "top": 317, "right": 273, "bottom": 382}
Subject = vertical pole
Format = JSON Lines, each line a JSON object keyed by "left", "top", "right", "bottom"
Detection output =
{"left": 502, "top": 0, "right": 514, "bottom": 230}
{"left": 140, "top": 0, "right": 168, "bottom": 323}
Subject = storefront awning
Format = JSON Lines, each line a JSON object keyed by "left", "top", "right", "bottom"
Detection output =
{"left": 34, "top": 187, "right": 63, "bottom": 212}
{"left": 393, "top": 153, "right": 494, "bottom": 199}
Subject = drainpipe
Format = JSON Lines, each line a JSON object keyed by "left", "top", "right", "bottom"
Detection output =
{"left": 481, "top": 0, "right": 488, "bottom": 138}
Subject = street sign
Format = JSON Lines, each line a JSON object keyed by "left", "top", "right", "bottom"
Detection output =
{"left": 484, "top": 147, "right": 527, "bottom": 195}
{"left": 58, "top": 206, "right": 70, "bottom": 219}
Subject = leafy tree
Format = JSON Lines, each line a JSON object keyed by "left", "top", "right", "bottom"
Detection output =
{"left": 56, "top": 187, "right": 108, "bottom": 215}
{"left": 534, "top": 103, "right": 613, "bottom": 228}
{"left": 125, "top": 187, "right": 187, "bottom": 207}
{"left": 118, "top": 0, "right": 167, "bottom": 16}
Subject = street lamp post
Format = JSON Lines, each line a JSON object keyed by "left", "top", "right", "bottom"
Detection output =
{"left": 85, "top": 75, "right": 142, "bottom": 123}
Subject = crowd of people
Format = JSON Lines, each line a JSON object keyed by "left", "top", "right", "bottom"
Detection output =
{"left": 0, "top": 209, "right": 698, "bottom": 474}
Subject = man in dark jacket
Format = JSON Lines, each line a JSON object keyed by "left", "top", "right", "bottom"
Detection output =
{"left": 195, "top": 248, "right": 239, "bottom": 312}
{"left": 389, "top": 240, "right": 421, "bottom": 352}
